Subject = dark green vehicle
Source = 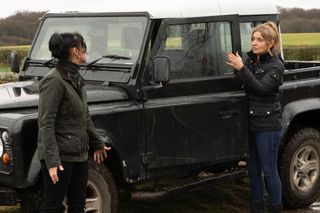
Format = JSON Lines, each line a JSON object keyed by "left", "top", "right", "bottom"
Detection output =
{"left": 0, "top": 0, "right": 320, "bottom": 212}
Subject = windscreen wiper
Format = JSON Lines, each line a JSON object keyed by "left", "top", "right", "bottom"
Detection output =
{"left": 86, "top": 55, "right": 131, "bottom": 67}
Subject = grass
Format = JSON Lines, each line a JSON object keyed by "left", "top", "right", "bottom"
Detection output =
{"left": 0, "top": 45, "right": 30, "bottom": 50}
{"left": 0, "top": 45, "right": 30, "bottom": 72}
{"left": 0, "top": 65, "right": 10, "bottom": 72}
{"left": 0, "top": 71, "right": 18, "bottom": 84}
{"left": 0, "top": 207, "right": 19, "bottom": 213}
{"left": 162, "top": 33, "right": 320, "bottom": 49}
{"left": 281, "top": 33, "right": 320, "bottom": 47}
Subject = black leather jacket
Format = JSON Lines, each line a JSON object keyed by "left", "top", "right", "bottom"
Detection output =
{"left": 235, "top": 51, "right": 285, "bottom": 132}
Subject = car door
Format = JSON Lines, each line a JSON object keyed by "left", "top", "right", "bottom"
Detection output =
{"left": 141, "top": 15, "right": 248, "bottom": 176}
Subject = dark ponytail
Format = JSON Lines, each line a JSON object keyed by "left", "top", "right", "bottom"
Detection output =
{"left": 48, "top": 32, "right": 87, "bottom": 61}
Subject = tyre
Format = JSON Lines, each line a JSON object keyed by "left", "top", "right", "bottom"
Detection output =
{"left": 85, "top": 159, "right": 118, "bottom": 213}
{"left": 19, "top": 181, "right": 42, "bottom": 213}
{"left": 280, "top": 128, "right": 320, "bottom": 209}
{"left": 21, "top": 159, "right": 118, "bottom": 213}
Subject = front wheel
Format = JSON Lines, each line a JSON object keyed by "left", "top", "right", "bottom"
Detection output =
{"left": 63, "top": 159, "right": 119, "bottom": 213}
{"left": 86, "top": 159, "right": 118, "bottom": 213}
{"left": 280, "top": 128, "right": 320, "bottom": 209}
{"left": 21, "top": 159, "right": 118, "bottom": 213}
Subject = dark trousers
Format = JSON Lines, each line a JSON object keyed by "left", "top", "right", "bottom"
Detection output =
{"left": 40, "top": 160, "right": 88, "bottom": 213}
{"left": 247, "top": 130, "right": 282, "bottom": 205}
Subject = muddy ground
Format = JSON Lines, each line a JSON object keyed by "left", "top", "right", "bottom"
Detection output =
{"left": 118, "top": 177, "right": 319, "bottom": 213}
{"left": 0, "top": 178, "right": 319, "bottom": 212}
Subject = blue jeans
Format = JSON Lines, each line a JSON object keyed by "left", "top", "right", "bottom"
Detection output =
{"left": 247, "top": 130, "right": 282, "bottom": 205}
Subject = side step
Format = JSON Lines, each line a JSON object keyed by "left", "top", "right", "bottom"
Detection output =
{"left": 0, "top": 186, "right": 17, "bottom": 205}
{"left": 131, "top": 168, "right": 247, "bottom": 202}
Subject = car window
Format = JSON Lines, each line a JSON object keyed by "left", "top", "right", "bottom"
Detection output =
{"left": 156, "top": 21, "right": 233, "bottom": 80}
{"left": 30, "top": 16, "right": 147, "bottom": 64}
{"left": 240, "top": 22, "right": 254, "bottom": 62}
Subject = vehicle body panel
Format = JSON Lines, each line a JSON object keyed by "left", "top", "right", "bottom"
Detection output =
{"left": 0, "top": 0, "right": 320, "bottom": 209}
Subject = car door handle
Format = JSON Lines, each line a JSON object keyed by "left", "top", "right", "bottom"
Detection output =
{"left": 219, "top": 109, "right": 239, "bottom": 119}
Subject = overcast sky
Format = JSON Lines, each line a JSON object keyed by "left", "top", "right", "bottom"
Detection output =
{"left": 0, "top": 0, "right": 319, "bottom": 19}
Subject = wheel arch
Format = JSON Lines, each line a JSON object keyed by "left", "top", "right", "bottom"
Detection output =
{"left": 95, "top": 128, "right": 128, "bottom": 188}
{"left": 101, "top": 145, "right": 127, "bottom": 187}
{"left": 26, "top": 129, "right": 128, "bottom": 188}
{"left": 281, "top": 99, "right": 320, "bottom": 147}
{"left": 26, "top": 149, "right": 41, "bottom": 186}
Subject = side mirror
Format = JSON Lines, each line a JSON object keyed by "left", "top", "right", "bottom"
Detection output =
{"left": 9, "top": 50, "right": 20, "bottom": 73}
{"left": 152, "top": 56, "right": 170, "bottom": 83}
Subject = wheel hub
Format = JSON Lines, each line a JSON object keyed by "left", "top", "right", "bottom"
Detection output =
{"left": 292, "top": 144, "right": 320, "bottom": 192}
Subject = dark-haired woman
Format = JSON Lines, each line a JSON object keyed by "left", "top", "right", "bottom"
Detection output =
{"left": 37, "top": 32, "right": 111, "bottom": 213}
{"left": 226, "top": 21, "right": 284, "bottom": 213}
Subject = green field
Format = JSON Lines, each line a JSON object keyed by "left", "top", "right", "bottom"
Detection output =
{"left": 1, "top": 34, "right": 320, "bottom": 50}
{"left": 0, "top": 45, "right": 30, "bottom": 73}
{"left": 0, "top": 33, "right": 319, "bottom": 71}
{"left": 0, "top": 65, "right": 11, "bottom": 72}
{"left": 0, "top": 45, "right": 30, "bottom": 50}
{"left": 281, "top": 33, "right": 320, "bottom": 47}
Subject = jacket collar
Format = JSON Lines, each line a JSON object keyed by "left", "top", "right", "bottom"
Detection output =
{"left": 247, "top": 50, "right": 272, "bottom": 63}
{"left": 56, "top": 60, "right": 79, "bottom": 79}
{"left": 56, "top": 60, "right": 85, "bottom": 89}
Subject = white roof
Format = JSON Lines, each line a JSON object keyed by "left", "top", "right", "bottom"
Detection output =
{"left": 48, "top": 0, "right": 278, "bottom": 19}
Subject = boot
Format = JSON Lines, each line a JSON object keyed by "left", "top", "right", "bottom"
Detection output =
{"left": 268, "top": 203, "right": 282, "bottom": 213}
{"left": 250, "top": 200, "right": 265, "bottom": 213}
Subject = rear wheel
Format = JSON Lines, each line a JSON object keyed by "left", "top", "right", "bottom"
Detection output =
{"left": 280, "top": 128, "right": 320, "bottom": 209}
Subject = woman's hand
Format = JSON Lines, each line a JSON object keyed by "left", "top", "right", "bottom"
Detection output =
{"left": 226, "top": 51, "right": 244, "bottom": 71}
{"left": 48, "top": 165, "right": 64, "bottom": 184}
{"left": 94, "top": 146, "right": 112, "bottom": 164}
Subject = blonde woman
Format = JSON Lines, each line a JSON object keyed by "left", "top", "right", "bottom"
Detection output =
{"left": 226, "top": 21, "right": 284, "bottom": 213}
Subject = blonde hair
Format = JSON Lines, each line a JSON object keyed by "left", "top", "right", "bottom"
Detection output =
{"left": 252, "top": 21, "right": 280, "bottom": 56}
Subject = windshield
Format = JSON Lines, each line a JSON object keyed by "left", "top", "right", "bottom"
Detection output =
{"left": 30, "top": 16, "right": 148, "bottom": 65}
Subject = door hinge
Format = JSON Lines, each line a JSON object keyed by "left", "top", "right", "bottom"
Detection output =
{"left": 136, "top": 89, "right": 147, "bottom": 102}
{"left": 142, "top": 152, "right": 155, "bottom": 165}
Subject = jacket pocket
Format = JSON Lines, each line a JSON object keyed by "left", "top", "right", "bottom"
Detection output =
{"left": 56, "top": 125, "right": 82, "bottom": 154}
{"left": 249, "top": 102, "right": 281, "bottom": 117}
